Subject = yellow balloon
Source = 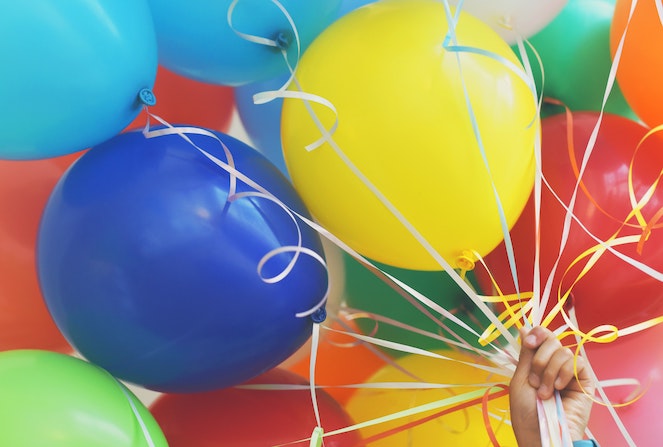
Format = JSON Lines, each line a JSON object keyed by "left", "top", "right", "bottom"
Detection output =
{"left": 344, "top": 350, "right": 517, "bottom": 446}
{"left": 281, "top": 0, "right": 537, "bottom": 271}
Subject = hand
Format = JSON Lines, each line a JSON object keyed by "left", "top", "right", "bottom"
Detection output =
{"left": 509, "top": 326, "right": 594, "bottom": 446}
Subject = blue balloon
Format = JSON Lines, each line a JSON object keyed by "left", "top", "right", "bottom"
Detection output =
{"left": 0, "top": 0, "right": 158, "bottom": 160}
{"left": 147, "top": 0, "right": 342, "bottom": 86}
{"left": 37, "top": 128, "right": 328, "bottom": 393}
{"left": 233, "top": 0, "right": 377, "bottom": 174}
{"left": 234, "top": 74, "right": 290, "bottom": 176}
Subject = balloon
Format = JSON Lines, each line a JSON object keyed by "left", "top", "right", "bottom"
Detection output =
{"left": 611, "top": 0, "right": 663, "bottom": 127}
{"left": 0, "top": 155, "right": 79, "bottom": 352}
{"left": 477, "top": 112, "right": 663, "bottom": 332}
{"left": 343, "top": 254, "right": 493, "bottom": 356}
{"left": 584, "top": 325, "right": 663, "bottom": 447}
{"left": 516, "top": 0, "right": 634, "bottom": 119}
{"left": 147, "top": 0, "right": 342, "bottom": 86}
{"left": 234, "top": 74, "right": 290, "bottom": 175}
{"left": 0, "top": 0, "right": 157, "bottom": 160}
{"left": 149, "top": 368, "right": 362, "bottom": 447}
{"left": 233, "top": 1, "right": 377, "bottom": 176}
{"left": 127, "top": 66, "right": 234, "bottom": 132}
{"left": 0, "top": 349, "right": 166, "bottom": 447}
{"left": 287, "top": 318, "right": 388, "bottom": 405}
{"left": 278, "top": 237, "right": 346, "bottom": 369}
{"left": 449, "top": 0, "right": 566, "bottom": 44}
{"left": 281, "top": 0, "right": 537, "bottom": 271}
{"left": 344, "top": 350, "right": 516, "bottom": 446}
{"left": 37, "top": 128, "right": 329, "bottom": 392}
{"left": 338, "top": 0, "right": 377, "bottom": 16}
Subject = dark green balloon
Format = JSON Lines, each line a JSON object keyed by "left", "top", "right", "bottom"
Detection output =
{"left": 343, "top": 254, "right": 493, "bottom": 357}
{"left": 514, "top": 0, "right": 637, "bottom": 120}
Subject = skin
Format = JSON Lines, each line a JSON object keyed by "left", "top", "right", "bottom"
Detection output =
{"left": 509, "top": 326, "right": 595, "bottom": 446}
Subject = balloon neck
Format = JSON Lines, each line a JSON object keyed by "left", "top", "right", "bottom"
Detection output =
{"left": 497, "top": 15, "right": 514, "bottom": 31}
{"left": 273, "top": 30, "right": 293, "bottom": 51}
{"left": 310, "top": 307, "right": 327, "bottom": 324}
{"left": 138, "top": 88, "right": 156, "bottom": 107}
{"left": 455, "top": 250, "right": 477, "bottom": 272}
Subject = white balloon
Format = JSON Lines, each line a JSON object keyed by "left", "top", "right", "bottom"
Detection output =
{"left": 448, "top": 0, "right": 568, "bottom": 44}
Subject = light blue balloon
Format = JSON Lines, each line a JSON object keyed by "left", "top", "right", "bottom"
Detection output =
{"left": 148, "top": 0, "right": 342, "bottom": 86}
{"left": 233, "top": 0, "right": 378, "bottom": 174}
{"left": 0, "top": 0, "right": 158, "bottom": 160}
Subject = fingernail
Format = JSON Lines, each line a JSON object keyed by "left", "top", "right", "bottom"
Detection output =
{"left": 538, "top": 384, "right": 549, "bottom": 399}
{"left": 529, "top": 373, "right": 540, "bottom": 388}
{"left": 524, "top": 334, "right": 537, "bottom": 347}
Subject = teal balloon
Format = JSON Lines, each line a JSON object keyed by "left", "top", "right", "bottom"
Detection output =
{"left": 343, "top": 254, "right": 492, "bottom": 357}
{"left": 0, "top": 350, "right": 166, "bottom": 447}
{"left": 0, "top": 0, "right": 157, "bottom": 160}
{"left": 514, "top": 0, "right": 636, "bottom": 119}
{"left": 148, "top": 0, "right": 342, "bottom": 86}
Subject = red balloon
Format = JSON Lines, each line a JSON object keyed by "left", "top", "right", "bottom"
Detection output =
{"left": 478, "top": 112, "right": 663, "bottom": 331}
{"left": 149, "top": 368, "right": 362, "bottom": 447}
{"left": 585, "top": 324, "right": 663, "bottom": 447}
{"left": 0, "top": 154, "right": 80, "bottom": 351}
{"left": 127, "top": 65, "right": 234, "bottom": 132}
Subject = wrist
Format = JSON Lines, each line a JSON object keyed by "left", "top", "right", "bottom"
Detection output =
{"left": 572, "top": 440, "right": 599, "bottom": 447}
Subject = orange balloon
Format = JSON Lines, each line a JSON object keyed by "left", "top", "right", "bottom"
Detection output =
{"left": 0, "top": 154, "right": 80, "bottom": 352}
{"left": 611, "top": 0, "right": 663, "bottom": 127}
{"left": 126, "top": 65, "right": 235, "bottom": 131}
{"left": 287, "top": 319, "right": 388, "bottom": 405}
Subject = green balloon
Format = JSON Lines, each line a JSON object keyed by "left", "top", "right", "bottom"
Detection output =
{"left": 343, "top": 254, "right": 492, "bottom": 357}
{"left": 0, "top": 350, "right": 166, "bottom": 447}
{"left": 514, "top": 0, "right": 637, "bottom": 120}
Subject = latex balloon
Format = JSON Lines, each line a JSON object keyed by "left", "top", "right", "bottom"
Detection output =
{"left": 343, "top": 254, "right": 493, "bottom": 356}
{"left": 37, "top": 128, "right": 329, "bottom": 392}
{"left": 0, "top": 0, "right": 157, "bottom": 159}
{"left": 234, "top": 74, "right": 290, "bottom": 175}
{"left": 127, "top": 66, "right": 234, "bottom": 132}
{"left": 345, "top": 350, "right": 516, "bottom": 446}
{"left": 584, "top": 325, "right": 663, "bottom": 447}
{"left": 0, "top": 350, "right": 166, "bottom": 447}
{"left": 150, "top": 368, "right": 362, "bottom": 447}
{"left": 287, "top": 319, "right": 388, "bottom": 405}
{"left": 611, "top": 0, "right": 663, "bottom": 127}
{"left": 477, "top": 112, "right": 663, "bottom": 332}
{"left": 147, "top": 0, "right": 342, "bottom": 86}
{"left": 234, "top": 1, "right": 377, "bottom": 176}
{"left": 0, "top": 155, "right": 79, "bottom": 352}
{"left": 279, "top": 237, "right": 346, "bottom": 369}
{"left": 449, "top": 0, "right": 566, "bottom": 44}
{"left": 281, "top": 0, "right": 537, "bottom": 271}
{"left": 338, "top": 0, "right": 377, "bottom": 16}
{"left": 516, "top": 0, "right": 634, "bottom": 119}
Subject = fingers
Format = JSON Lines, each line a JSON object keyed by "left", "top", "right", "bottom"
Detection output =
{"left": 519, "top": 326, "right": 579, "bottom": 400}
{"left": 511, "top": 326, "right": 538, "bottom": 386}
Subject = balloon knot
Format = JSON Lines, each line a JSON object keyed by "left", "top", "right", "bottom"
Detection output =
{"left": 310, "top": 426, "right": 324, "bottom": 447}
{"left": 497, "top": 15, "right": 514, "bottom": 31}
{"left": 274, "top": 31, "right": 293, "bottom": 51}
{"left": 311, "top": 307, "right": 327, "bottom": 324}
{"left": 455, "top": 250, "right": 477, "bottom": 271}
{"left": 138, "top": 88, "right": 156, "bottom": 107}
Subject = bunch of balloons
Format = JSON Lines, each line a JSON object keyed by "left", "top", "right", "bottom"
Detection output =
{"left": 2, "top": 0, "right": 663, "bottom": 445}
